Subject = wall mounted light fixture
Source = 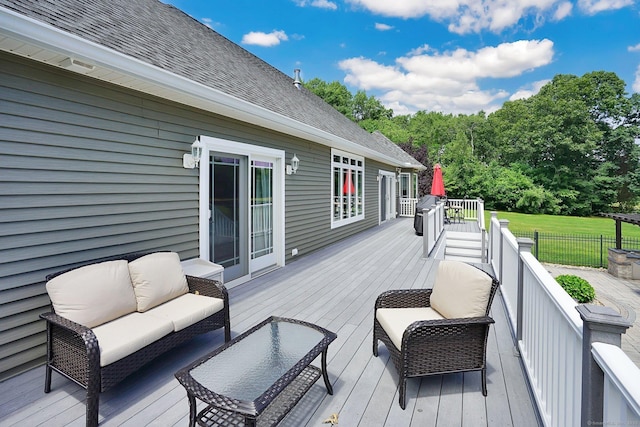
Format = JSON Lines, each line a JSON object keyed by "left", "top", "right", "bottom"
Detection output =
{"left": 286, "top": 154, "right": 300, "bottom": 175}
{"left": 183, "top": 138, "right": 204, "bottom": 169}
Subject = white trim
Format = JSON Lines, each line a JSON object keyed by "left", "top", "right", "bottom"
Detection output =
{"left": 0, "top": 7, "right": 425, "bottom": 170}
{"left": 399, "top": 172, "right": 411, "bottom": 199}
{"left": 331, "top": 149, "right": 365, "bottom": 229}
{"left": 378, "top": 170, "right": 397, "bottom": 224}
{"left": 197, "top": 136, "right": 285, "bottom": 284}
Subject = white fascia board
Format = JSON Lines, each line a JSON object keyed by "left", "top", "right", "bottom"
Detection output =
{"left": 0, "top": 7, "right": 415, "bottom": 169}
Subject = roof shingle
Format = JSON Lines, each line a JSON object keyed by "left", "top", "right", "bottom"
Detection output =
{"left": 0, "top": 0, "right": 423, "bottom": 168}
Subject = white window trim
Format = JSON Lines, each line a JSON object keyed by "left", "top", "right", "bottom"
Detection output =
{"left": 399, "top": 172, "right": 411, "bottom": 199}
{"left": 331, "top": 149, "right": 365, "bottom": 229}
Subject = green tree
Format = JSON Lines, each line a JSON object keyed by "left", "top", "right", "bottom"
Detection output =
{"left": 304, "top": 78, "right": 353, "bottom": 118}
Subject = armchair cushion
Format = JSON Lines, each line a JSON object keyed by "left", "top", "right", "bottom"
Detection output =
{"left": 430, "top": 260, "right": 493, "bottom": 319}
{"left": 128, "top": 252, "right": 189, "bottom": 312}
{"left": 45, "top": 260, "right": 137, "bottom": 328}
{"left": 376, "top": 307, "right": 444, "bottom": 350}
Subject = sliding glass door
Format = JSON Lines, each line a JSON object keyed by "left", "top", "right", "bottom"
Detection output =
{"left": 207, "top": 149, "right": 280, "bottom": 284}
{"left": 209, "top": 154, "right": 248, "bottom": 282}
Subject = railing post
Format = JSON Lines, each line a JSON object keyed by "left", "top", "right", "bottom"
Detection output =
{"left": 432, "top": 204, "right": 437, "bottom": 245}
{"left": 490, "top": 212, "right": 498, "bottom": 263}
{"left": 477, "top": 198, "right": 484, "bottom": 229}
{"left": 498, "top": 219, "right": 510, "bottom": 283}
{"left": 481, "top": 229, "right": 486, "bottom": 263}
{"left": 576, "top": 305, "right": 633, "bottom": 427}
{"left": 516, "top": 238, "right": 534, "bottom": 341}
{"left": 422, "top": 207, "right": 430, "bottom": 258}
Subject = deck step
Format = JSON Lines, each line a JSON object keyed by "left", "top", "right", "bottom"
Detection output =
{"left": 447, "top": 231, "right": 482, "bottom": 241}
{"left": 443, "top": 230, "right": 485, "bottom": 264}
{"left": 444, "top": 254, "right": 484, "bottom": 264}
{"left": 445, "top": 247, "right": 482, "bottom": 257}
{"left": 446, "top": 239, "right": 482, "bottom": 250}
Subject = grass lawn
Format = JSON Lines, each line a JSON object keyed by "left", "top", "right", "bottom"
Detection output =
{"left": 485, "top": 211, "right": 640, "bottom": 267}
{"left": 485, "top": 211, "right": 640, "bottom": 238}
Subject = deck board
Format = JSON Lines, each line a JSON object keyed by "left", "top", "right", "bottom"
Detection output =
{"left": 0, "top": 218, "right": 540, "bottom": 427}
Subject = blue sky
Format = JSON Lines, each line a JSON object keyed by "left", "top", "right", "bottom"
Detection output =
{"left": 164, "top": 0, "right": 640, "bottom": 116}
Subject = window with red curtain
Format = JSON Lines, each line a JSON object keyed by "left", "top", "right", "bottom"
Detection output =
{"left": 331, "top": 149, "right": 364, "bottom": 227}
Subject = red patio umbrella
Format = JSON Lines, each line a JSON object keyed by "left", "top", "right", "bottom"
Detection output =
{"left": 430, "top": 163, "right": 445, "bottom": 196}
{"left": 343, "top": 171, "right": 355, "bottom": 194}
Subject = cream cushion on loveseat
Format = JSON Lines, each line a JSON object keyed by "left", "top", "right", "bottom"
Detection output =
{"left": 128, "top": 252, "right": 189, "bottom": 312}
{"left": 376, "top": 307, "right": 444, "bottom": 350}
{"left": 430, "top": 260, "right": 493, "bottom": 319}
{"left": 46, "top": 260, "right": 137, "bottom": 328}
{"left": 146, "top": 293, "right": 225, "bottom": 332}
{"left": 92, "top": 312, "right": 174, "bottom": 367}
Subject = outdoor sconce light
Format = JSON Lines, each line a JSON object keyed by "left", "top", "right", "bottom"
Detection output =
{"left": 183, "top": 138, "right": 204, "bottom": 169}
{"left": 286, "top": 154, "right": 300, "bottom": 175}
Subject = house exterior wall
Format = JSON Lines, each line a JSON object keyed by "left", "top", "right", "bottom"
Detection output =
{"left": 0, "top": 52, "right": 395, "bottom": 379}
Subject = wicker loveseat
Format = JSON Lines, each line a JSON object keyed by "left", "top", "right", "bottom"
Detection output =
{"left": 373, "top": 260, "right": 499, "bottom": 409}
{"left": 40, "top": 251, "right": 231, "bottom": 427}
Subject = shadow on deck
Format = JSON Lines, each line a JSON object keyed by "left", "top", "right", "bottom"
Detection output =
{"left": 0, "top": 218, "right": 540, "bottom": 427}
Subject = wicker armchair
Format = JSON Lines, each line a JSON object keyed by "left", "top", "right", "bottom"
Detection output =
{"left": 373, "top": 260, "right": 499, "bottom": 409}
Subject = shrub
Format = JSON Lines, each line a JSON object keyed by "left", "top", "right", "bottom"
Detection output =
{"left": 555, "top": 274, "right": 595, "bottom": 303}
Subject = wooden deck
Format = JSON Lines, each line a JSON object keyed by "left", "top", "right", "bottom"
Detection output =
{"left": 0, "top": 218, "right": 541, "bottom": 427}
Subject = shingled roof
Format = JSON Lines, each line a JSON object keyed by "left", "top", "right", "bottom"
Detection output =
{"left": 0, "top": 0, "right": 424, "bottom": 169}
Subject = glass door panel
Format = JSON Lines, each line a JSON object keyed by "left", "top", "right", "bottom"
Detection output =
{"left": 210, "top": 155, "right": 248, "bottom": 282}
{"left": 251, "top": 159, "right": 275, "bottom": 271}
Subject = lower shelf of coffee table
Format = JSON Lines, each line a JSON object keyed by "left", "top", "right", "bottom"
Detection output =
{"left": 196, "top": 365, "right": 322, "bottom": 427}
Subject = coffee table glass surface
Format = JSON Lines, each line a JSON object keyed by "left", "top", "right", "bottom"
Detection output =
{"left": 175, "top": 316, "right": 336, "bottom": 427}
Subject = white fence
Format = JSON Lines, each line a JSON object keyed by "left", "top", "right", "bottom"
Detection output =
{"left": 489, "top": 213, "right": 640, "bottom": 426}
{"left": 399, "top": 198, "right": 418, "bottom": 217}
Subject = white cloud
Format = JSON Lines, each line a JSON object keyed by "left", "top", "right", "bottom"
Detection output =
{"left": 578, "top": 0, "right": 633, "bottom": 14}
{"left": 201, "top": 17, "right": 222, "bottom": 29}
{"left": 407, "top": 44, "right": 435, "bottom": 56}
{"left": 375, "top": 23, "right": 394, "bottom": 31}
{"left": 346, "top": 0, "right": 458, "bottom": 20}
{"left": 241, "top": 30, "right": 289, "bottom": 47}
{"left": 294, "top": 0, "right": 338, "bottom": 9}
{"left": 338, "top": 39, "right": 554, "bottom": 114}
{"left": 629, "top": 43, "right": 640, "bottom": 52}
{"left": 552, "top": 2, "right": 573, "bottom": 20}
{"left": 634, "top": 65, "right": 640, "bottom": 93}
{"left": 509, "top": 79, "right": 551, "bottom": 100}
{"left": 348, "top": 0, "right": 633, "bottom": 34}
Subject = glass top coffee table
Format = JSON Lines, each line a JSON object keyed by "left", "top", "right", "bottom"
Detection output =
{"left": 175, "top": 316, "right": 337, "bottom": 427}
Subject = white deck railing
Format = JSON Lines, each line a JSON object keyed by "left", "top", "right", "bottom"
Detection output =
{"left": 593, "top": 343, "right": 640, "bottom": 424}
{"left": 489, "top": 213, "right": 640, "bottom": 427}
{"left": 445, "top": 198, "right": 485, "bottom": 230}
{"left": 421, "top": 202, "right": 445, "bottom": 257}
{"left": 399, "top": 198, "right": 418, "bottom": 217}
{"left": 400, "top": 197, "right": 486, "bottom": 221}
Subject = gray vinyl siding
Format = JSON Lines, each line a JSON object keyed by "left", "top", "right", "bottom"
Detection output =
{"left": 0, "top": 52, "right": 394, "bottom": 380}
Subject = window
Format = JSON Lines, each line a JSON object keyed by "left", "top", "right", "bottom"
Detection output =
{"left": 413, "top": 173, "right": 418, "bottom": 198}
{"left": 399, "top": 173, "right": 410, "bottom": 198}
{"left": 332, "top": 149, "right": 364, "bottom": 227}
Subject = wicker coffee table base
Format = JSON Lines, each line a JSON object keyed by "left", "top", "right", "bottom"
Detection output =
{"left": 195, "top": 365, "right": 321, "bottom": 427}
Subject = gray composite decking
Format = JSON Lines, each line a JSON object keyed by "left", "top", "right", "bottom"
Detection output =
{"left": 0, "top": 218, "right": 541, "bottom": 427}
